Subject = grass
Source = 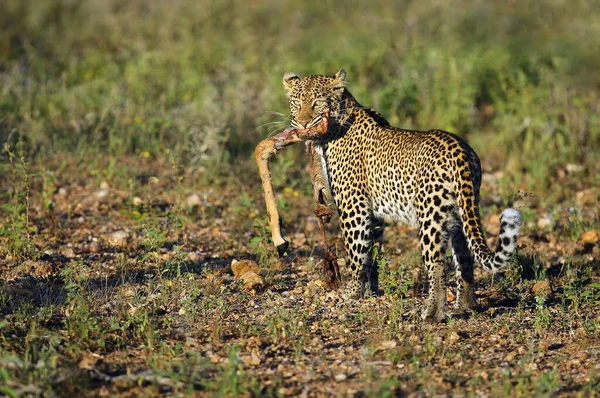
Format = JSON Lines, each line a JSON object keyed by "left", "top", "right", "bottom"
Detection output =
{"left": 1, "top": 0, "right": 600, "bottom": 396}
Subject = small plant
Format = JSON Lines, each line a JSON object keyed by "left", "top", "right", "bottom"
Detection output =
{"left": 563, "top": 277, "right": 600, "bottom": 313}
{"left": 248, "top": 217, "right": 275, "bottom": 267}
{"left": 533, "top": 294, "right": 552, "bottom": 332}
{"left": 379, "top": 247, "right": 416, "bottom": 298}
{"left": 210, "top": 346, "right": 265, "bottom": 397}
{"left": 61, "top": 264, "right": 102, "bottom": 349}
{"left": 0, "top": 144, "right": 37, "bottom": 260}
{"left": 534, "top": 370, "right": 562, "bottom": 397}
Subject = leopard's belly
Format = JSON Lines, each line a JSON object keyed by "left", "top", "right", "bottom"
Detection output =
{"left": 372, "top": 197, "right": 418, "bottom": 226}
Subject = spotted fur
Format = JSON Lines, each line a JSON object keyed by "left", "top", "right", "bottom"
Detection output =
{"left": 283, "top": 69, "right": 522, "bottom": 322}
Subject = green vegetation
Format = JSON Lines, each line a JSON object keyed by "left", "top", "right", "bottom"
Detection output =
{"left": 2, "top": 0, "right": 599, "bottom": 180}
{"left": 1, "top": 0, "right": 599, "bottom": 396}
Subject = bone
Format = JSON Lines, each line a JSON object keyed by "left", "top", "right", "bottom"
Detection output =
{"left": 254, "top": 127, "right": 303, "bottom": 256}
{"left": 254, "top": 111, "right": 331, "bottom": 258}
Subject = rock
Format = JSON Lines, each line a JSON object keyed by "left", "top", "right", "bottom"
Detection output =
{"left": 88, "top": 242, "right": 100, "bottom": 253}
{"left": 186, "top": 251, "right": 204, "bottom": 263}
{"left": 231, "top": 259, "right": 263, "bottom": 292}
{"left": 580, "top": 230, "right": 599, "bottom": 245}
{"left": 240, "top": 349, "right": 261, "bottom": 366}
{"left": 186, "top": 193, "right": 202, "bottom": 208}
{"left": 58, "top": 187, "right": 68, "bottom": 196}
{"left": 378, "top": 340, "right": 397, "bottom": 350}
{"left": 132, "top": 196, "right": 144, "bottom": 206}
{"left": 95, "top": 181, "right": 110, "bottom": 199}
{"left": 448, "top": 332, "right": 460, "bottom": 343}
{"left": 505, "top": 351, "right": 516, "bottom": 362}
{"left": 577, "top": 189, "right": 597, "bottom": 206}
{"left": 334, "top": 373, "right": 347, "bottom": 382}
{"left": 107, "top": 230, "right": 129, "bottom": 247}
{"left": 305, "top": 280, "right": 321, "bottom": 297}
{"left": 95, "top": 189, "right": 109, "bottom": 199}
{"left": 231, "top": 259, "right": 261, "bottom": 278}
{"left": 61, "top": 247, "right": 76, "bottom": 258}
{"left": 565, "top": 163, "right": 583, "bottom": 173}
{"left": 240, "top": 271, "right": 263, "bottom": 292}
{"left": 31, "top": 261, "right": 53, "bottom": 278}
{"left": 78, "top": 353, "right": 100, "bottom": 370}
{"left": 532, "top": 280, "right": 552, "bottom": 297}
{"left": 537, "top": 214, "right": 553, "bottom": 230}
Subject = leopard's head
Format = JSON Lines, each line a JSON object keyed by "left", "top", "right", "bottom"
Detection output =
{"left": 282, "top": 69, "right": 347, "bottom": 130}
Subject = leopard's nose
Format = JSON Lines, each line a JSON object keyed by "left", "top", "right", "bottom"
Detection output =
{"left": 297, "top": 120, "right": 309, "bottom": 129}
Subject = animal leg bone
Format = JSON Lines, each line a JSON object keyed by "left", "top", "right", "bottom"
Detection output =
{"left": 254, "top": 111, "right": 330, "bottom": 257}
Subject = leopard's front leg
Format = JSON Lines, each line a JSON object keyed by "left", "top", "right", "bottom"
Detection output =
{"left": 335, "top": 193, "right": 379, "bottom": 299}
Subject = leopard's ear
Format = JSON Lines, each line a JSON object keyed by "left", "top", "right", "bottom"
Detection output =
{"left": 283, "top": 71, "right": 300, "bottom": 93}
{"left": 332, "top": 69, "right": 347, "bottom": 95}
{"left": 333, "top": 68, "right": 347, "bottom": 85}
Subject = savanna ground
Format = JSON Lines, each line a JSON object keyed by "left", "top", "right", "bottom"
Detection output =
{"left": 1, "top": 0, "right": 600, "bottom": 396}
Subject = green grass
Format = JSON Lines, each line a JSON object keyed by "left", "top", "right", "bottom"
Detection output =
{"left": 1, "top": 0, "right": 599, "bottom": 184}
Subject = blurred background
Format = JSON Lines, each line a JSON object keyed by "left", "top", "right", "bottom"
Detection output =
{"left": 1, "top": 0, "right": 599, "bottom": 192}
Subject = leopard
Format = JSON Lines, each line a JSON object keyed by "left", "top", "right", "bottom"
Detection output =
{"left": 282, "top": 68, "right": 523, "bottom": 322}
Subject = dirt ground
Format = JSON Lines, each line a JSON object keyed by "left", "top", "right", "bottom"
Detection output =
{"left": 1, "top": 155, "right": 599, "bottom": 396}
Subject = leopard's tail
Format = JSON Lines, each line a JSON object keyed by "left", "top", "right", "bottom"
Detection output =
{"left": 454, "top": 157, "right": 522, "bottom": 273}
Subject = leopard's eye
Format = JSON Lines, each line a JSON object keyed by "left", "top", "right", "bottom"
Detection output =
{"left": 313, "top": 99, "right": 326, "bottom": 108}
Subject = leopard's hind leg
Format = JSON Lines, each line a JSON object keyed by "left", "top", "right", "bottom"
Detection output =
{"left": 367, "top": 218, "right": 385, "bottom": 295}
{"left": 417, "top": 188, "right": 454, "bottom": 322}
{"left": 450, "top": 224, "right": 477, "bottom": 313}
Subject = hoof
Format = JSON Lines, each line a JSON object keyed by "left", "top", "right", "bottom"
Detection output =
{"left": 276, "top": 241, "right": 289, "bottom": 258}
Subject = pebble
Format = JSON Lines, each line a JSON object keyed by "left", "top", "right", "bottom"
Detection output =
{"left": 186, "top": 193, "right": 202, "bottom": 208}
{"left": 580, "top": 230, "right": 599, "bottom": 244}
{"left": 89, "top": 242, "right": 100, "bottom": 253}
{"left": 186, "top": 251, "right": 203, "bottom": 263}
{"left": 96, "top": 181, "right": 110, "bottom": 199}
{"left": 231, "top": 259, "right": 261, "bottom": 278}
{"left": 334, "top": 373, "right": 347, "bottom": 382}
{"left": 95, "top": 189, "right": 109, "bottom": 199}
{"left": 107, "top": 230, "right": 129, "bottom": 247}
{"left": 240, "top": 271, "right": 264, "bottom": 292}
{"left": 61, "top": 247, "right": 76, "bottom": 258}
{"left": 532, "top": 280, "right": 552, "bottom": 297}
{"left": 537, "top": 214, "right": 553, "bottom": 229}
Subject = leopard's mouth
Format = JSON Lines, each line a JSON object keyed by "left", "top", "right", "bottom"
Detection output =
{"left": 295, "top": 110, "right": 330, "bottom": 139}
